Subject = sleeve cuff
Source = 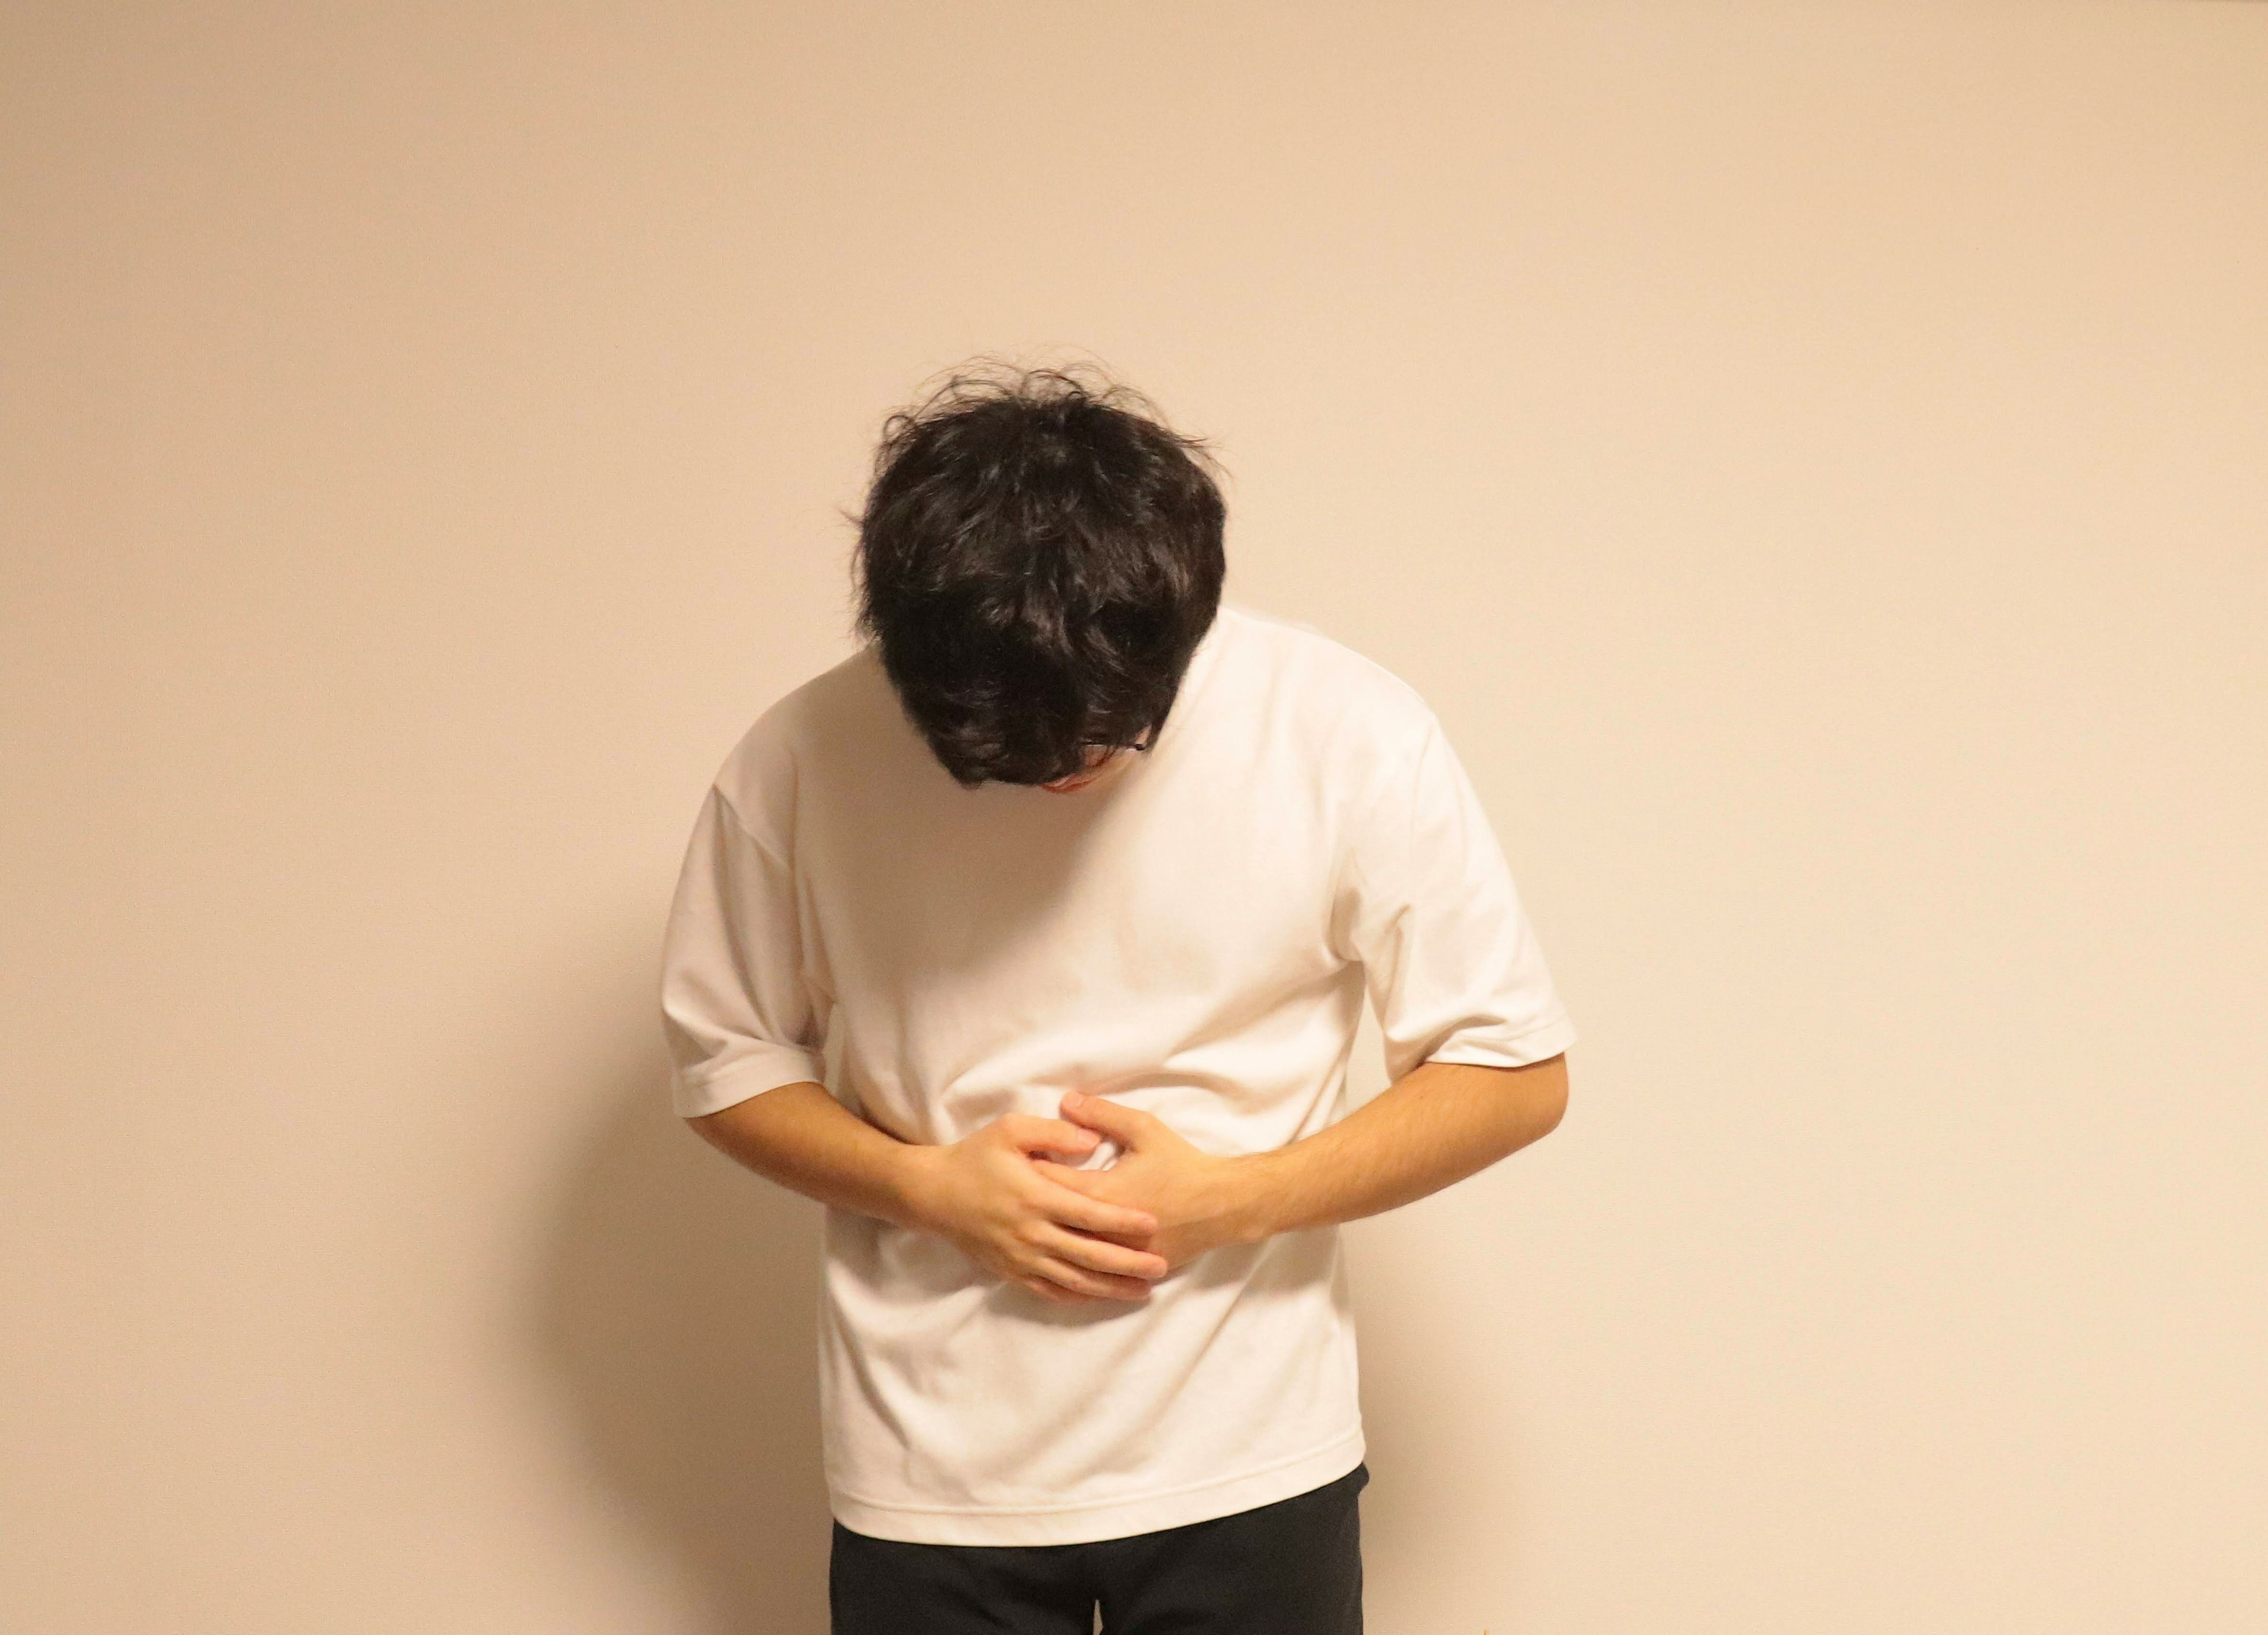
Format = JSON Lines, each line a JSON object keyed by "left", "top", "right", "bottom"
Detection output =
{"left": 672, "top": 1046, "right": 829, "bottom": 1119}
{"left": 1419, "top": 1012, "right": 1578, "bottom": 1072}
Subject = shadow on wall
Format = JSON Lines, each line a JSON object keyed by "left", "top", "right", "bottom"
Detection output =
{"left": 528, "top": 1076, "right": 832, "bottom": 1634}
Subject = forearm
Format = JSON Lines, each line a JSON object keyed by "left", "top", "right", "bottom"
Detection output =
{"left": 686, "top": 1080, "right": 932, "bottom": 1231}
{"left": 1227, "top": 1054, "right": 1568, "bottom": 1241}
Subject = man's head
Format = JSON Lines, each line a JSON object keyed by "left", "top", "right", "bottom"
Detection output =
{"left": 847, "top": 360, "right": 1227, "bottom": 790}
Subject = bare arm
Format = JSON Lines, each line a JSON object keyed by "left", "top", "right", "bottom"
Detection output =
{"left": 1041, "top": 1054, "right": 1570, "bottom": 1265}
{"left": 1229, "top": 1053, "right": 1568, "bottom": 1240}
{"left": 685, "top": 1079, "right": 933, "bottom": 1230}
{"left": 685, "top": 1081, "right": 1172, "bottom": 1302}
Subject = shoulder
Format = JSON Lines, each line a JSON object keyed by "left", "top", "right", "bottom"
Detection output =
{"left": 708, "top": 646, "right": 886, "bottom": 846}
{"left": 1216, "top": 600, "right": 1439, "bottom": 759}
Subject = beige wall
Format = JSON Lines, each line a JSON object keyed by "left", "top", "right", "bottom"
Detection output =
{"left": 6, "top": 3, "right": 2263, "bottom": 1630}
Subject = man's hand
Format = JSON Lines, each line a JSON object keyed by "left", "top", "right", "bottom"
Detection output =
{"left": 902, "top": 1113, "right": 1172, "bottom": 1305}
{"left": 1033, "top": 1091, "right": 1256, "bottom": 1275}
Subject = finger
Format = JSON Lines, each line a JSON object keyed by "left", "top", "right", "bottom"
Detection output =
{"left": 1032, "top": 1254, "right": 1153, "bottom": 1301}
{"left": 1029, "top": 1157, "right": 1109, "bottom": 1195}
{"left": 1041, "top": 1223, "right": 1170, "bottom": 1282}
{"left": 1030, "top": 1168, "right": 1159, "bottom": 1237}
{"left": 1060, "top": 1091, "right": 1148, "bottom": 1145}
{"left": 1004, "top": 1114, "right": 1104, "bottom": 1160}
{"left": 1001, "top": 1111, "right": 1092, "bottom": 1148}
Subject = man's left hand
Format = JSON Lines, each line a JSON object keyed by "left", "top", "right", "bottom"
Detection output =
{"left": 1034, "top": 1090, "right": 1257, "bottom": 1275}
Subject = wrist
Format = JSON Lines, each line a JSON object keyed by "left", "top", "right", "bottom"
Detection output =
{"left": 887, "top": 1142, "right": 945, "bottom": 1233}
{"left": 1217, "top": 1151, "right": 1286, "bottom": 1245}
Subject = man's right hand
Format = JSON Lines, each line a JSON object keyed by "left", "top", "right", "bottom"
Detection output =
{"left": 901, "top": 1113, "right": 1171, "bottom": 1304}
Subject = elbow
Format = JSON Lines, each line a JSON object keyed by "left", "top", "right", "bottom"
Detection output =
{"left": 1532, "top": 1053, "right": 1570, "bottom": 1138}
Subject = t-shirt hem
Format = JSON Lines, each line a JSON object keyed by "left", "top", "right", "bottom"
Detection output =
{"left": 827, "top": 1425, "right": 1368, "bottom": 1546}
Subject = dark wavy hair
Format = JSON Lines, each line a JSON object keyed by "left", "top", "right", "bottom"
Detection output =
{"left": 844, "top": 359, "right": 1228, "bottom": 788}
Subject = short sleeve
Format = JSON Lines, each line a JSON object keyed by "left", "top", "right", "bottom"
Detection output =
{"left": 1330, "top": 711, "right": 1577, "bottom": 1083}
{"left": 657, "top": 784, "right": 830, "bottom": 1118}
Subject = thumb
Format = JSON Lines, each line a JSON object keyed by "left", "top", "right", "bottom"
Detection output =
{"left": 1060, "top": 1090, "right": 1148, "bottom": 1147}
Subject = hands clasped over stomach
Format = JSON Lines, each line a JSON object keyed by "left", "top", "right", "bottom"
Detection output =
{"left": 902, "top": 1112, "right": 1166, "bottom": 1303}
{"left": 901, "top": 1092, "right": 1253, "bottom": 1304}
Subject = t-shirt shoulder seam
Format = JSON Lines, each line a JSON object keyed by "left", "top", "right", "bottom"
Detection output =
{"left": 1325, "top": 709, "right": 1441, "bottom": 946}
{"left": 710, "top": 781, "right": 791, "bottom": 869}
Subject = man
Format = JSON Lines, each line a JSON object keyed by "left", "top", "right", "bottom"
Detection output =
{"left": 657, "top": 361, "right": 1575, "bottom": 1634}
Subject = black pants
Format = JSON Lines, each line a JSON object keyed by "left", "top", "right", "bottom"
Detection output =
{"left": 829, "top": 1462, "right": 1368, "bottom": 1634}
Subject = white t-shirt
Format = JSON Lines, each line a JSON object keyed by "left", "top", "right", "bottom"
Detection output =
{"left": 657, "top": 599, "right": 1576, "bottom": 1545}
